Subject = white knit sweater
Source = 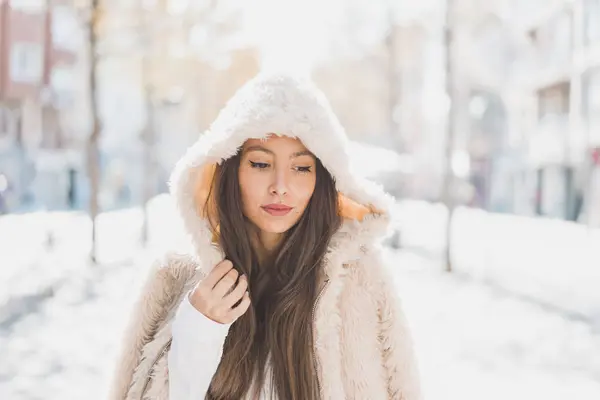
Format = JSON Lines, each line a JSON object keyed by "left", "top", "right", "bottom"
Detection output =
{"left": 168, "top": 293, "right": 275, "bottom": 399}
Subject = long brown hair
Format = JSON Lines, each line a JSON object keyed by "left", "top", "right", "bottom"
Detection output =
{"left": 203, "top": 150, "right": 341, "bottom": 400}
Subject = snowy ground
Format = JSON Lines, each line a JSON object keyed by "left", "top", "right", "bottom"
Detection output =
{"left": 389, "top": 251, "right": 600, "bottom": 400}
{"left": 1, "top": 196, "right": 599, "bottom": 399}
{"left": 395, "top": 201, "right": 600, "bottom": 320}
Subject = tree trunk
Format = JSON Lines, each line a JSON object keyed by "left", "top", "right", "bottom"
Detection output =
{"left": 443, "top": 0, "right": 456, "bottom": 273}
{"left": 386, "top": 9, "right": 402, "bottom": 152}
{"left": 140, "top": 1, "right": 158, "bottom": 246}
{"left": 141, "top": 84, "right": 155, "bottom": 246}
{"left": 87, "top": 0, "right": 101, "bottom": 263}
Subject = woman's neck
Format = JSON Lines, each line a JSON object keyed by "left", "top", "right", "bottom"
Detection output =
{"left": 255, "top": 231, "right": 282, "bottom": 264}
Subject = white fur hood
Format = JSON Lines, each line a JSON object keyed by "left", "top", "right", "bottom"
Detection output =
{"left": 168, "top": 72, "right": 395, "bottom": 273}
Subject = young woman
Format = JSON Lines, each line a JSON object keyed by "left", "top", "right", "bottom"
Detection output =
{"left": 109, "top": 73, "right": 421, "bottom": 400}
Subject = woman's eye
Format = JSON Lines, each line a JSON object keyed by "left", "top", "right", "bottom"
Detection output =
{"left": 295, "top": 166, "right": 312, "bottom": 173}
{"left": 250, "top": 161, "right": 269, "bottom": 169}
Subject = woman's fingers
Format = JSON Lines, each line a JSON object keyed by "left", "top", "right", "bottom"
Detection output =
{"left": 212, "top": 268, "right": 239, "bottom": 298}
{"left": 222, "top": 274, "right": 248, "bottom": 309}
{"left": 188, "top": 259, "right": 252, "bottom": 324}
{"left": 200, "top": 259, "right": 234, "bottom": 290}
{"left": 226, "top": 292, "right": 251, "bottom": 322}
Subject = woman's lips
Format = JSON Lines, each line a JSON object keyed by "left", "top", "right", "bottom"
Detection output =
{"left": 261, "top": 204, "right": 293, "bottom": 216}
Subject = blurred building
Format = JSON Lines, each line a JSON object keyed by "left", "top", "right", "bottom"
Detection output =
{"left": 403, "top": 0, "right": 600, "bottom": 224}
{"left": 513, "top": 0, "right": 600, "bottom": 224}
{"left": 456, "top": 7, "right": 524, "bottom": 214}
{"left": 313, "top": 4, "right": 447, "bottom": 201}
{"left": 1, "top": 0, "right": 596, "bottom": 227}
{"left": 0, "top": 0, "right": 260, "bottom": 214}
{"left": 0, "top": 0, "right": 83, "bottom": 213}
{"left": 95, "top": 0, "right": 260, "bottom": 210}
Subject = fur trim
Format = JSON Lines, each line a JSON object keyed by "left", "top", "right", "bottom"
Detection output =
{"left": 369, "top": 250, "right": 422, "bottom": 400}
{"left": 108, "top": 253, "right": 201, "bottom": 400}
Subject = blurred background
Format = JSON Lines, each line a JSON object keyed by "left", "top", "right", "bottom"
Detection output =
{"left": 0, "top": 0, "right": 599, "bottom": 399}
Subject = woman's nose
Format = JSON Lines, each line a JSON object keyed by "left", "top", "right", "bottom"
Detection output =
{"left": 269, "top": 170, "right": 288, "bottom": 197}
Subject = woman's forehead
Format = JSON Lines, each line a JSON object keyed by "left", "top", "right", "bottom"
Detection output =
{"left": 242, "top": 136, "right": 311, "bottom": 154}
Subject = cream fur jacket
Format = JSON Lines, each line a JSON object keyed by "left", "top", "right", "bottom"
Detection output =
{"left": 108, "top": 73, "right": 422, "bottom": 400}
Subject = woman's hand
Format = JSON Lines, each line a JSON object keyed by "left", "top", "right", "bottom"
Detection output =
{"left": 189, "top": 260, "right": 251, "bottom": 324}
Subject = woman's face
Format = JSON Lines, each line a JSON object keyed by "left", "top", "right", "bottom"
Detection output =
{"left": 238, "top": 136, "right": 317, "bottom": 238}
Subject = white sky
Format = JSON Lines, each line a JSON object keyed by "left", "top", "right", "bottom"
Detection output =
{"left": 242, "top": 0, "right": 341, "bottom": 72}
{"left": 240, "top": 0, "right": 439, "bottom": 72}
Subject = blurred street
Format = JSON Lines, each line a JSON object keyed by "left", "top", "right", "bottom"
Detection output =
{"left": 1, "top": 197, "right": 599, "bottom": 400}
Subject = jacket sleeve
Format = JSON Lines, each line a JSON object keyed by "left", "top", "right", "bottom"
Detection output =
{"left": 107, "top": 253, "right": 198, "bottom": 400}
{"left": 168, "top": 291, "right": 231, "bottom": 399}
{"left": 372, "top": 253, "right": 422, "bottom": 400}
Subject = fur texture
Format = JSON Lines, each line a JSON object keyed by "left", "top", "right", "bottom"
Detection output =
{"left": 108, "top": 73, "right": 421, "bottom": 399}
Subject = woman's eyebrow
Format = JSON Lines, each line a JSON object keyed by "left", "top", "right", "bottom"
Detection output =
{"left": 291, "top": 150, "right": 314, "bottom": 159}
{"left": 243, "top": 145, "right": 274, "bottom": 155}
{"left": 243, "top": 146, "right": 314, "bottom": 159}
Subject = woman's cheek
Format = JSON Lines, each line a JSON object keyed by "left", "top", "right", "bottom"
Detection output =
{"left": 293, "top": 178, "right": 316, "bottom": 203}
{"left": 240, "top": 168, "right": 263, "bottom": 192}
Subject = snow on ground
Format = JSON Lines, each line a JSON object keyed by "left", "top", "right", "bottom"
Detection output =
{"left": 395, "top": 200, "right": 600, "bottom": 320}
{"left": 1, "top": 196, "right": 599, "bottom": 399}
{"left": 389, "top": 251, "right": 600, "bottom": 400}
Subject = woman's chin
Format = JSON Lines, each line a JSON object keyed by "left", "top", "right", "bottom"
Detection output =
{"left": 256, "top": 220, "right": 295, "bottom": 235}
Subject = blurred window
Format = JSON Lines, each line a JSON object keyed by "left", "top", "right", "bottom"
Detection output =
{"left": 583, "top": 68, "right": 600, "bottom": 142}
{"left": 51, "top": 6, "right": 81, "bottom": 51}
{"left": 8, "top": 0, "right": 46, "bottom": 12}
{"left": 9, "top": 42, "right": 44, "bottom": 83}
{"left": 0, "top": 107, "right": 18, "bottom": 143}
{"left": 41, "top": 107, "right": 62, "bottom": 149}
{"left": 538, "top": 82, "right": 570, "bottom": 118}
{"left": 584, "top": 0, "right": 600, "bottom": 45}
{"left": 530, "top": 11, "right": 573, "bottom": 67}
{"left": 0, "top": 109, "right": 9, "bottom": 139}
{"left": 50, "top": 66, "right": 75, "bottom": 107}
